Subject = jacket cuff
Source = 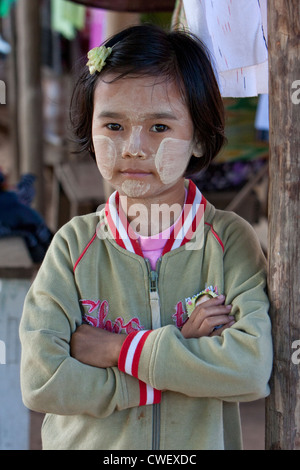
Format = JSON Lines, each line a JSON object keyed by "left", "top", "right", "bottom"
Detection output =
{"left": 118, "top": 330, "right": 161, "bottom": 406}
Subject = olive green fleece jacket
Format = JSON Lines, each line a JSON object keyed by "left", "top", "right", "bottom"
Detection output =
{"left": 19, "top": 185, "right": 273, "bottom": 450}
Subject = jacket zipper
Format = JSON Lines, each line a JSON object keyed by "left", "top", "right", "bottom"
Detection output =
{"left": 145, "top": 257, "right": 162, "bottom": 450}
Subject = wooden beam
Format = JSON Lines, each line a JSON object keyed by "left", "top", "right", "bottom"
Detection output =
{"left": 265, "top": 0, "right": 300, "bottom": 450}
{"left": 16, "top": 0, "right": 44, "bottom": 214}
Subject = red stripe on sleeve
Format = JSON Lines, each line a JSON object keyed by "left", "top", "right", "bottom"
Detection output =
{"left": 153, "top": 388, "right": 162, "bottom": 404}
{"left": 131, "top": 330, "right": 152, "bottom": 378}
{"left": 118, "top": 331, "right": 139, "bottom": 373}
{"left": 139, "top": 381, "right": 147, "bottom": 406}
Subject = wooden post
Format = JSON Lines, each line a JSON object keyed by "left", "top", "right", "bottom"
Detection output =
{"left": 5, "top": 5, "right": 20, "bottom": 183}
{"left": 265, "top": 0, "right": 300, "bottom": 450}
{"left": 16, "top": 0, "right": 44, "bottom": 214}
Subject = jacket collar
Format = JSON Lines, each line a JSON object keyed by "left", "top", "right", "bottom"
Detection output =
{"left": 104, "top": 179, "right": 207, "bottom": 257}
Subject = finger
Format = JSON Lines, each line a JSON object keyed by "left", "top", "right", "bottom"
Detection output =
{"left": 210, "top": 320, "right": 235, "bottom": 337}
{"left": 187, "top": 314, "right": 234, "bottom": 338}
{"left": 195, "top": 295, "right": 226, "bottom": 307}
{"left": 202, "top": 314, "right": 234, "bottom": 333}
{"left": 192, "top": 295, "right": 229, "bottom": 315}
{"left": 195, "top": 295, "right": 211, "bottom": 306}
{"left": 189, "top": 304, "right": 232, "bottom": 323}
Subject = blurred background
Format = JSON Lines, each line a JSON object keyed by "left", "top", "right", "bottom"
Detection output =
{"left": 0, "top": 0, "right": 269, "bottom": 450}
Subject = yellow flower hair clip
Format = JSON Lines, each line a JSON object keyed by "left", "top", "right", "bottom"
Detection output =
{"left": 86, "top": 45, "right": 113, "bottom": 75}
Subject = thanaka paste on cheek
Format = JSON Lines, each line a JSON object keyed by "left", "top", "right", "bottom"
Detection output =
{"left": 155, "top": 138, "right": 193, "bottom": 184}
{"left": 93, "top": 135, "right": 116, "bottom": 180}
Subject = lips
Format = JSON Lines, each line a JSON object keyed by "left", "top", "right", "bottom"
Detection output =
{"left": 120, "top": 169, "right": 152, "bottom": 177}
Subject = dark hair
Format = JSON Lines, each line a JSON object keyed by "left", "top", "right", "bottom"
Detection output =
{"left": 69, "top": 23, "right": 226, "bottom": 175}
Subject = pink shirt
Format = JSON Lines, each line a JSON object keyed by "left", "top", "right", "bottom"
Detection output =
{"left": 138, "top": 226, "right": 172, "bottom": 270}
{"left": 137, "top": 190, "right": 188, "bottom": 270}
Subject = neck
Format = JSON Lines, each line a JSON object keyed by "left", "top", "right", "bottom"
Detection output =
{"left": 119, "top": 180, "right": 186, "bottom": 237}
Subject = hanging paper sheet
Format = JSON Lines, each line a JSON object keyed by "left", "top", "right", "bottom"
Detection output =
{"left": 181, "top": 0, "right": 268, "bottom": 97}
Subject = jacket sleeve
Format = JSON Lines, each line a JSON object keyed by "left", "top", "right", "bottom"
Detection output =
{"left": 118, "top": 214, "right": 273, "bottom": 402}
{"left": 19, "top": 221, "right": 160, "bottom": 418}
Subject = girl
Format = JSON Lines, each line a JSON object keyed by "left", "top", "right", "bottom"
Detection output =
{"left": 20, "top": 24, "right": 272, "bottom": 450}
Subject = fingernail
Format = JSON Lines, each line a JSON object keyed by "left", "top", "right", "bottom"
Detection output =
{"left": 226, "top": 304, "right": 232, "bottom": 309}
{"left": 218, "top": 295, "right": 225, "bottom": 299}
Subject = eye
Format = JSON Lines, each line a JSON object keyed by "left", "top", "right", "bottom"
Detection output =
{"left": 106, "top": 123, "right": 123, "bottom": 131}
{"left": 151, "top": 124, "right": 169, "bottom": 133}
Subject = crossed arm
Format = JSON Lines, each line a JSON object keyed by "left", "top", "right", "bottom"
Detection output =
{"left": 70, "top": 295, "right": 235, "bottom": 369}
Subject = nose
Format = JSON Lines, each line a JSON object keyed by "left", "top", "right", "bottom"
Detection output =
{"left": 122, "top": 126, "right": 147, "bottom": 159}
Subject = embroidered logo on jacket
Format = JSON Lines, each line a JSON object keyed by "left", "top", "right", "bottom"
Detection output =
{"left": 172, "top": 301, "right": 187, "bottom": 328}
{"left": 80, "top": 299, "right": 144, "bottom": 334}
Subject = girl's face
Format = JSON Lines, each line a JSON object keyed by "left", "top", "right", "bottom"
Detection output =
{"left": 92, "top": 74, "right": 198, "bottom": 200}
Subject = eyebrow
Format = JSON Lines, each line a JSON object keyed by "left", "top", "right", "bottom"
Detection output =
{"left": 96, "top": 111, "right": 179, "bottom": 121}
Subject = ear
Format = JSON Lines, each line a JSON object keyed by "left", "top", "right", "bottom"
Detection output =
{"left": 192, "top": 142, "right": 203, "bottom": 159}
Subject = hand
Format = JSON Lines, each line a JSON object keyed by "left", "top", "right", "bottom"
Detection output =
{"left": 181, "top": 295, "right": 235, "bottom": 339}
{"left": 70, "top": 324, "right": 126, "bottom": 368}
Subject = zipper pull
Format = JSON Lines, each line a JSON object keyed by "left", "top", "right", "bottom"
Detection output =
{"left": 145, "top": 257, "right": 162, "bottom": 292}
{"left": 150, "top": 270, "right": 158, "bottom": 292}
